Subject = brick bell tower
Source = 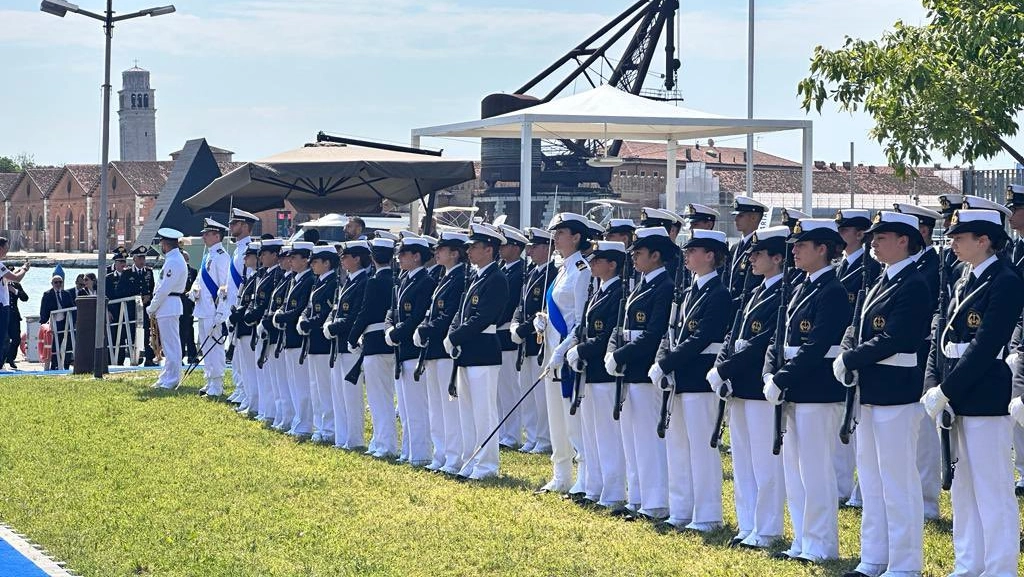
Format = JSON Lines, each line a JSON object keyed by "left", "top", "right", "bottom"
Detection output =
{"left": 118, "top": 63, "right": 157, "bottom": 161}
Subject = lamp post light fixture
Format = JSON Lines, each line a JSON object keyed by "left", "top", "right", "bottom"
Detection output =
{"left": 40, "top": 0, "right": 174, "bottom": 378}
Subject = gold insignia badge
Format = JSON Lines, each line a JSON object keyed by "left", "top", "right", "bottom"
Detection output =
{"left": 849, "top": 292, "right": 856, "bottom": 303}
{"left": 687, "top": 319, "right": 698, "bottom": 331}
{"left": 342, "top": 302, "right": 350, "bottom": 311}
{"left": 793, "top": 221, "right": 803, "bottom": 234}
{"left": 967, "top": 310, "right": 981, "bottom": 328}
{"left": 290, "top": 299, "right": 297, "bottom": 306}
{"left": 403, "top": 302, "right": 412, "bottom": 312}
{"left": 872, "top": 315, "right": 885, "bottom": 330}
{"left": 471, "top": 295, "right": 479, "bottom": 305}
{"left": 740, "top": 261, "right": 748, "bottom": 270}
{"left": 640, "top": 209, "right": 649, "bottom": 221}
{"left": 940, "top": 197, "right": 950, "bottom": 209}
{"left": 872, "top": 212, "right": 883, "bottom": 224}
{"left": 635, "top": 311, "right": 647, "bottom": 323}
{"left": 315, "top": 304, "right": 321, "bottom": 313}
{"left": 950, "top": 211, "right": 960, "bottom": 225}
{"left": 781, "top": 209, "right": 790, "bottom": 221}
{"left": 436, "top": 299, "right": 444, "bottom": 308}
{"left": 686, "top": 205, "right": 695, "bottom": 216}
{"left": 533, "top": 287, "right": 542, "bottom": 296}
{"left": 594, "top": 320, "right": 604, "bottom": 331}
{"left": 751, "top": 320, "right": 762, "bottom": 333}
{"left": 799, "top": 319, "right": 811, "bottom": 333}
{"left": 751, "top": 232, "right": 759, "bottom": 244}
{"left": 835, "top": 209, "right": 844, "bottom": 220}
{"left": 1007, "top": 187, "right": 1015, "bottom": 202}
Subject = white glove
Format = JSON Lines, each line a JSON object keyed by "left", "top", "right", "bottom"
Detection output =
{"left": 297, "top": 315, "right": 310, "bottom": 336}
{"left": 384, "top": 328, "right": 397, "bottom": 347}
{"left": 706, "top": 367, "right": 726, "bottom": 391}
{"left": 604, "top": 352, "right": 623, "bottom": 377}
{"left": 921, "top": 386, "right": 950, "bottom": 420}
{"left": 833, "top": 354, "right": 857, "bottom": 387}
{"left": 713, "top": 379, "right": 732, "bottom": 402}
{"left": 1010, "top": 396, "right": 1024, "bottom": 426}
{"left": 349, "top": 343, "right": 362, "bottom": 356}
{"left": 443, "top": 336, "right": 455, "bottom": 356}
{"left": 145, "top": 305, "right": 154, "bottom": 317}
{"left": 762, "top": 374, "right": 783, "bottom": 406}
{"left": 413, "top": 328, "right": 424, "bottom": 348}
{"left": 510, "top": 323, "right": 524, "bottom": 345}
{"left": 648, "top": 363, "right": 667, "bottom": 391}
{"left": 272, "top": 311, "right": 284, "bottom": 330}
{"left": 321, "top": 324, "right": 333, "bottom": 340}
{"left": 566, "top": 345, "right": 582, "bottom": 371}
{"left": 533, "top": 312, "right": 548, "bottom": 333}
{"left": 214, "top": 311, "right": 226, "bottom": 326}
{"left": 259, "top": 326, "right": 269, "bottom": 340}
{"left": 1006, "top": 352, "right": 1020, "bottom": 369}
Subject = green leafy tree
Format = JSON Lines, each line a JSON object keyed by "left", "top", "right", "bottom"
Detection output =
{"left": 0, "top": 157, "right": 18, "bottom": 173}
{"left": 798, "top": 0, "right": 1024, "bottom": 175}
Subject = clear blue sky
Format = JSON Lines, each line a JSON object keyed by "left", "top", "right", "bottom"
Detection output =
{"left": 1, "top": 0, "right": 1019, "bottom": 169}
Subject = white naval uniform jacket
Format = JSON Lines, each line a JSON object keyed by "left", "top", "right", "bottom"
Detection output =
{"left": 228, "top": 235, "right": 253, "bottom": 306}
{"left": 188, "top": 243, "right": 231, "bottom": 319}
{"left": 544, "top": 250, "right": 592, "bottom": 360}
{"left": 148, "top": 248, "right": 187, "bottom": 319}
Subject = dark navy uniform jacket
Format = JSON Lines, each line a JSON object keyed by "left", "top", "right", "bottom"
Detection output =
{"left": 386, "top": 268, "right": 436, "bottom": 362}
{"left": 231, "top": 267, "right": 261, "bottom": 338}
{"left": 726, "top": 235, "right": 762, "bottom": 301}
{"left": 836, "top": 249, "right": 882, "bottom": 314}
{"left": 841, "top": 263, "right": 932, "bottom": 405}
{"left": 914, "top": 247, "right": 941, "bottom": 377}
{"left": 607, "top": 268, "right": 673, "bottom": 383}
{"left": 763, "top": 268, "right": 851, "bottom": 403}
{"left": 656, "top": 274, "right": 734, "bottom": 393}
{"left": 325, "top": 269, "right": 368, "bottom": 355}
{"left": 245, "top": 266, "right": 281, "bottom": 339}
{"left": 106, "top": 269, "right": 140, "bottom": 318}
{"left": 417, "top": 264, "right": 466, "bottom": 361}
{"left": 512, "top": 261, "right": 557, "bottom": 358}
{"left": 574, "top": 277, "right": 622, "bottom": 384}
{"left": 716, "top": 276, "right": 785, "bottom": 400}
{"left": 278, "top": 269, "right": 314, "bottom": 350}
{"left": 260, "top": 270, "right": 291, "bottom": 345}
{"left": 448, "top": 261, "right": 508, "bottom": 367}
{"left": 497, "top": 259, "right": 525, "bottom": 352}
{"left": 300, "top": 272, "right": 338, "bottom": 355}
{"left": 348, "top": 267, "right": 394, "bottom": 357}
{"left": 926, "top": 257, "right": 1024, "bottom": 416}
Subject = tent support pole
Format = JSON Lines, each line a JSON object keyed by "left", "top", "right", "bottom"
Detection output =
{"left": 410, "top": 134, "right": 422, "bottom": 232}
{"left": 802, "top": 124, "right": 813, "bottom": 213}
{"left": 520, "top": 122, "right": 533, "bottom": 228}
{"left": 665, "top": 140, "right": 677, "bottom": 212}
{"left": 423, "top": 188, "right": 437, "bottom": 236}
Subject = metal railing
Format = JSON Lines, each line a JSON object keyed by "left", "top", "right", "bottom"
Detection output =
{"left": 105, "top": 296, "right": 144, "bottom": 367}
{"left": 47, "top": 304, "right": 77, "bottom": 371}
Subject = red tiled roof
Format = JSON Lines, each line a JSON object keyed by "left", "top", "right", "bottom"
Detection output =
{"left": 110, "top": 161, "right": 174, "bottom": 196}
{"left": 616, "top": 141, "right": 801, "bottom": 167}
{"left": 0, "top": 172, "right": 24, "bottom": 201}
{"left": 65, "top": 164, "right": 102, "bottom": 194}
{"left": 714, "top": 167, "right": 960, "bottom": 197}
{"left": 217, "top": 161, "right": 245, "bottom": 176}
{"left": 25, "top": 167, "right": 63, "bottom": 197}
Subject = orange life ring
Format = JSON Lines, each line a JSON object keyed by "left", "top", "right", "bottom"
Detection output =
{"left": 38, "top": 323, "right": 53, "bottom": 365}
{"left": 19, "top": 332, "right": 27, "bottom": 355}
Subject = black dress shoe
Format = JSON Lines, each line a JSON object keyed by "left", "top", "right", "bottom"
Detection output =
{"left": 728, "top": 537, "right": 744, "bottom": 548}
{"left": 770, "top": 552, "right": 806, "bottom": 562}
{"left": 1015, "top": 485, "right": 1024, "bottom": 497}
{"left": 8, "top": 362, "right": 17, "bottom": 370}
{"left": 841, "top": 572, "right": 871, "bottom": 577}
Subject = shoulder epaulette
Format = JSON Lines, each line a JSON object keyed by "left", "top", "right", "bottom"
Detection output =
{"left": 575, "top": 259, "right": 588, "bottom": 271}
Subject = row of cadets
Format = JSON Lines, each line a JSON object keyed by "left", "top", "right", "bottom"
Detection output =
{"left": 189, "top": 218, "right": 231, "bottom": 398}
{"left": 245, "top": 239, "right": 283, "bottom": 425}
{"left": 301, "top": 245, "right": 341, "bottom": 444}
{"left": 272, "top": 241, "right": 315, "bottom": 438}
{"left": 779, "top": 208, "right": 809, "bottom": 285}
{"left": 637, "top": 208, "right": 682, "bottom": 281}
{"left": 833, "top": 211, "right": 934, "bottom": 577}
{"left": 891, "top": 202, "right": 945, "bottom": 521}
{"left": 146, "top": 228, "right": 187, "bottom": 389}
{"left": 761, "top": 218, "right": 851, "bottom": 564}
{"left": 225, "top": 209, "right": 258, "bottom": 407}
{"left": 324, "top": 240, "right": 372, "bottom": 451}
{"left": 651, "top": 228, "right": 734, "bottom": 532}
{"left": 534, "top": 213, "right": 593, "bottom": 495}
{"left": 229, "top": 239, "right": 262, "bottom": 416}
{"left": 417, "top": 232, "right": 469, "bottom": 472}
{"left": 1005, "top": 184, "right": 1024, "bottom": 497}
{"left": 709, "top": 225, "right": 790, "bottom": 549}
{"left": 263, "top": 243, "right": 295, "bottom": 431}
{"left": 496, "top": 225, "right": 528, "bottom": 449}
{"left": 353, "top": 237, "right": 398, "bottom": 458}
{"left": 926, "top": 209, "right": 1023, "bottom": 577}
{"left": 387, "top": 235, "right": 437, "bottom": 465}
{"left": 510, "top": 227, "right": 557, "bottom": 454}
{"left": 832, "top": 208, "right": 882, "bottom": 504}
{"left": 443, "top": 223, "right": 509, "bottom": 480}
{"left": 604, "top": 226, "right": 676, "bottom": 520}
{"left": 937, "top": 193, "right": 968, "bottom": 296}
{"left": 726, "top": 196, "right": 768, "bottom": 302}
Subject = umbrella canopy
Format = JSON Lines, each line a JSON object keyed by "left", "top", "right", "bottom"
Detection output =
{"left": 183, "top": 142, "right": 476, "bottom": 214}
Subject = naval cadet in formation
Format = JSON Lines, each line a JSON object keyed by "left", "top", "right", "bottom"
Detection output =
{"left": 146, "top": 228, "right": 187, "bottom": 389}
{"left": 300, "top": 245, "right": 340, "bottom": 444}
{"left": 274, "top": 241, "right": 315, "bottom": 438}
{"left": 229, "top": 240, "right": 261, "bottom": 417}
{"left": 496, "top": 225, "right": 527, "bottom": 450}
{"left": 225, "top": 208, "right": 259, "bottom": 408}
{"left": 265, "top": 244, "right": 295, "bottom": 430}
{"left": 726, "top": 196, "right": 767, "bottom": 302}
{"left": 245, "top": 238, "right": 283, "bottom": 425}
{"left": 188, "top": 218, "right": 232, "bottom": 398}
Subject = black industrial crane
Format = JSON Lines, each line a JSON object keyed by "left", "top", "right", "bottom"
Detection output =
{"left": 480, "top": 0, "right": 681, "bottom": 193}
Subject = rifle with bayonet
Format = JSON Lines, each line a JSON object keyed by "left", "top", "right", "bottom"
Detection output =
{"left": 712, "top": 257, "right": 753, "bottom": 448}
{"left": 657, "top": 255, "right": 688, "bottom": 438}
{"left": 839, "top": 237, "right": 870, "bottom": 445}
{"left": 568, "top": 275, "right": 596, "bottom": 416}
{"left": 612, "top": 254, "right": 633, "bottom": 421}
{"left": 772, "top": 256, "right": 791, "bottom": 456}
{"left": 936, "top": 234, "right": 955, "bottom": 490}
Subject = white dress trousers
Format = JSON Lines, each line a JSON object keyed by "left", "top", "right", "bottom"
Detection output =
{"left": 235, "top": 343, "right": 258, "bottom": 414}
{"left": 619, "top": 384, "right": 642, "bottom": 509}
{"left": 308, "top": 353, "right": 334, "bottom": 441}
{"left": 916, "top": 403, "right": 941, "bottom": 520}
{"left": 626, "top": 383, "right": 668, "bottom": 516}
{"left": 782, "top": 402, "right": 842, "bottom": 562}
{"left": 666, "top": 392, "right": 723, "bottom": 527}
{"left": 497, "top": 350, "right": 522, "bottom": 446}
{"left": 424, "top": 357, "right": 460, "bottom": 470}
{"left": 853, "top": 403, "right": 923, "bottom": 577}
{"left": 331, "top": 352, "right": 365, "bottom": 450}
{"left": 834, "top": 428, "right": 857, "bottom": 501}
{"left": 456, "top": 364, "right": 500, "bottom": 479}
{"left": 396, "top": 358, "right": 431, "bottom": 465}
{"left": 950, "top": 415, "right": 1019, "bottom": 577}
{"left": 729, "top": 398, "right": 785, "bottom": 547}
{"left": 363, "top": 353, "right": 397, "bottom": 455}
{"left": 255, "top": 350, "right": 276, "bottom": 423}
{"left": 197, "top": 317, "right": 226, "bottom": 395}
{"left": 154, "top": 316, "right": 182, "bottom": 388}
{"left": 587, "top": 381, "right": 626, "bottom": 507}
{"left": 270, "top": 353, "right": 294, "bottom": 431}
{"left": 284, "top": 348, "right": 313, "bottom": 435}
{"left": 520, "top": 356, "right": 550, "bottom": 451}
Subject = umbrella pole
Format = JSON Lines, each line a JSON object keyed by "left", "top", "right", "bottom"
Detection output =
{"left": 422, "top": 187, "right": 437, "bottom": 236}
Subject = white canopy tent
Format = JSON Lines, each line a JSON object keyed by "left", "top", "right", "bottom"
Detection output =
{"left": 411, "top": 84, "right": 813, "bottom": 228}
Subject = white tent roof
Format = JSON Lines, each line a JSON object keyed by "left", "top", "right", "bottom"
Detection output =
{"left": 412, "top": 84, "right": 809, "bottom": 141}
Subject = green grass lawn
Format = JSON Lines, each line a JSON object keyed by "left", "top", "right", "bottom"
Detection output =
{"left": 0, "top": 371, "right": 1019, "bottom": 576}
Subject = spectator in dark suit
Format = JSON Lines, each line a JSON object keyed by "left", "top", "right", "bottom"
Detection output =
{"left": 5, "top": 281, "right": 27, "bottom": 369}
{"left": 40, "top": 276, "right": 76, "bottom": 370}
{"left": 181, "top": 249, "right": 199, "bottom": 364}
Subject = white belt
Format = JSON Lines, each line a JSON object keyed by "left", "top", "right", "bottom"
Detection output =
{"left": 497, "top": 322, "right": 511, "bottom": 331}
{"left": 482, "top": 324, "right": 497, "bottom": 334}
{"left": 363, "top": 322, "right": 387, "bottom": 335}
{"left": 943, "top": 341, "right": 1003, "bottom": 360}
{"left": 624, "top": 330, "right": 643, "bottom": 342}
{"left": 702, "top": 343, "right": 723, "bottom": 355}
{"left": 784, "top": 345, "right": 842, "bottom": 360}
{"left": 735, "top": 339, "right": 750, "bottom": 353}
{"left": 877, "top": 352, "right": 918, "bottom": 367}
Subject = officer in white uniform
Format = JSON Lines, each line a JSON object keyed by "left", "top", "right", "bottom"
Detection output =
{"left": 147, "top": 228, "right": 187, "bottom": 389}
{"left": 188, "top": 218, "right": 232, "bottom": 398}
{"left": 227, "top": 208, "right": 258, "bottom": 406}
